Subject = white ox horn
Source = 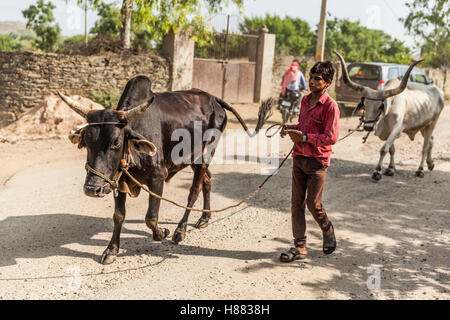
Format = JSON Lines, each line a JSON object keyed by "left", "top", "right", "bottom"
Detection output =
{"left": 57, "top": 91, "right": 93, "bottom": 119}
{"left": 382, "top": 59, "right": 423, "bottom": 98}
{"left": 335, "top": 51, "right": 384, "bottom": 100}
{"left": 335, "top": 51, "right": 424, "bottom": 100}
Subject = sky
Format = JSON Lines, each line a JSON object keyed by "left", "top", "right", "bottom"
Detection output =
{"left": 0, "top": 0, "right": 418, "bottom": 52}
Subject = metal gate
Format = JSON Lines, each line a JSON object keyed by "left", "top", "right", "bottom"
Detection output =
{"left": 192, "top": 16, "right": 258, "bottom": 103}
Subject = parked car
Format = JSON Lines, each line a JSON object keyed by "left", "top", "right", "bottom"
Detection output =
{"left": 336, "top": 62, "right": 434, "bottom": 116}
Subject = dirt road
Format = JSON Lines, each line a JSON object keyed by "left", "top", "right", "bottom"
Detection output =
{"left": 0, "top": 103, "right": 449, "bottom": 300}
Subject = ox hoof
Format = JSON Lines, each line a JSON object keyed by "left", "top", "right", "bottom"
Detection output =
{"left": 194, "top": 218, "right": 209, "bottom": 229}
{"left": 100, "top": 251, "right": 117, "bottom": 265}
{"left": 153, "top": 228, "right": 170, "bottom": 241}
{"left": 383, "top": 168, "right": 395, "bottom": 176}
{"left": 371, "top": 171, "right": 382, "bottom": 181}
{"left": 428, "top": 163, "right": 435, "bottom": 171}
{"left": 415, "top": 170, "right": 425, "bottom": 178}
{"left": 172, "top": 230, "right": 186, "bottom": 244}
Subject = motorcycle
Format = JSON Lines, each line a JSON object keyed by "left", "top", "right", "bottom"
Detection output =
{"left": 279, "top": 89, "right": 301, "bottom": 124}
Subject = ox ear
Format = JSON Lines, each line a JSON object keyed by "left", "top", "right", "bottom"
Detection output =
{"left": 69, "top": 133, "right": 82, "bottom": 145}
{"left": 125, "top": 127, "right": 157, "bottom": 156}
{"left": 129, "top": 139, "right": 156, "bottom": 156}
{"left": 68, "top": 130, "right": 86, "bottom": 149}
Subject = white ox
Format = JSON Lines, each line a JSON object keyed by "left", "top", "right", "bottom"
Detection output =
{"left": 335, "top": 51, "right": 445, "bottom": 181}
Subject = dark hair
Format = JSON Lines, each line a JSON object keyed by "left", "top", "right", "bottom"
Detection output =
{"left": 310, "top": 61, "right": 335, "bottom": 83}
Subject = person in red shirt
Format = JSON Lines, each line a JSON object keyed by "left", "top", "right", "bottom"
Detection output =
{"left": 279, "top": 61, "right": 339, "bottom": 262}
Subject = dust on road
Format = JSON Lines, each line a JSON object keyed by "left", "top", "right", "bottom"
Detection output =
{"left": 0, "top": 102, "right": 449, "bottom": 300}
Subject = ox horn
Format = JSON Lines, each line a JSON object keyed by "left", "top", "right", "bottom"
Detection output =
{"left": 57, "top": 91, "right": 91, "bottom": 119}
{"left": 382, "top": 59, "right": 423, "bottom": 98}
{"left": 334, "top": 51, "right": 384, "bottom": 100}
{"left": 125, "top": 95, "right": 154, "bottom": 121}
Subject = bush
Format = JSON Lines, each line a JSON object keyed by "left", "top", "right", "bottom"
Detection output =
{"left": 240, "top": 14, "right": 315, "bottom": 56}
{"left": 0, "top": 35, "right": 22, "bottom": 51}
{"left": 88, "top": 89, "right": 122, "bottom": 109}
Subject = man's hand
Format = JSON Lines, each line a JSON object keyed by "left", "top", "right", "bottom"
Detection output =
{"left": 280, "top": 125, "right": 288, "bottom": 138}
{"left": 288, "top": 130, "right": 303, "bottom": 144}
{"left": 280, "top": 124, "right": 295, "bottom": 138}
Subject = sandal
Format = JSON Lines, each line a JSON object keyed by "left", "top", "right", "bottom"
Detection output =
{"left": 323, "top": 222, "right": 336, "bottom": 255}
{"left": 279, "top": 247, "right": 307, "bottom": 263}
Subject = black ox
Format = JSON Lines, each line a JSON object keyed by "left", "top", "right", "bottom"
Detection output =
{"left": 58, "top": 75, "right": 272, "bottom": 264}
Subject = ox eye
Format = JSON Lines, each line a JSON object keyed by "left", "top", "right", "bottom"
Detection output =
{"left": 111, "top": 138, "right": 121, "bottom": 150}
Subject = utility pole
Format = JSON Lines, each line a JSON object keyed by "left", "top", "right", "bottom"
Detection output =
{"left": 84, "top": 0, "right": 88, "bottom": 47}
{"left": 315, "top": 0, "right": 327, "bottom": 62}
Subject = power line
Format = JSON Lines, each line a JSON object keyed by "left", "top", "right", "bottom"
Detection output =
{"left": 383, "top": 0, "right": 401, "bottom": 20}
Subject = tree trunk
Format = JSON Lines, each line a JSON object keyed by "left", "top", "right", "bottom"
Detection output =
{"left": 120, "top": 0, "right": 132, "bottom": 50}
{"left": 84, "top": 0, "right": 88, "bottom": 47}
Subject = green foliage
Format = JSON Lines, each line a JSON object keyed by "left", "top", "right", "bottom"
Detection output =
{"left": 238, "top": 15, "right": 410, "bottom": 64}
{"left": 82, "top": 0, "right": 243, "bottom": 51}
{"left": 0, "top": 35, "right": 22, "bottom": 51}
{"left": 323, "top": 18, "right": 411, "bottom": 64}
{"left": 89, "top": 89, "right": 122, "bottom": 109}
{"left": 62, "top": 34, "right": 89, "bottom": 45}
{"left": 401, "top": 0, "right": 449, "bottom": 67}
{"left": 90, "top": 2, "right": 122, "bottom": 38}
{"left": 240, "top": 14, "right": 315, "bottom": 56}
{"left": 65, "top": 0, "right": 103, "bottom": 10}
{"left": 132, "top": 29, "right": 156, "bottom": 51}
{"left": 4, "top": 30, "right": 37, "bottom": 51}
{"left": 420, "top": 38, "right": 450, "bottom": 68}
{"left": 133, "top": 0, "right": 243, "bottom": 45}
{"left": 57, "top": 34, "right": 94, "bottom": 54}
{"left": 22, "top": 0, "right": 61, "bottom": 52}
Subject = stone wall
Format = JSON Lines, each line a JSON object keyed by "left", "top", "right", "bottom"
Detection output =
{"left": 0, "top": 51, "right": 170, "bottom": 127}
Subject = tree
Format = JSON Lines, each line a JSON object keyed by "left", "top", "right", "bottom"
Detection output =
{"left": 22, "top": 0, "right": 61, "bottom": 52}
{"left": 65, "top": 0, "right": 102, "bottom": 46}
{"left": 401, "top": 0, "right": 450, "bottom": 68}
{"left": 323, "top": 18, "right": 411, "bottom": 64}
{"left": 239, "top": 14, "right": 315, "bottom": 56}
{"left": 121, "top": 0, "right": 133, "bottom": 49}
{"left": 129, "top": 0, "right": 243, "bottom": 49}
{"left": 90, "top": 2, "right": 122, "bottom": 38}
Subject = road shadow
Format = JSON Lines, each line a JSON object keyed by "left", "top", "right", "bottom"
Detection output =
{"left": 0, "top": 156, "right": 448, "bottom": 298}
{"left": 201, "top": 156, "right": 450, "bottom": 298}
{"left": 0, "top": 213, "right": 275, "bottom": 269}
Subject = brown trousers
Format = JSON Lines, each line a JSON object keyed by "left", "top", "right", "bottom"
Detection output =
{"left": 291, "top": 155, "right": 332, "bottom": 248}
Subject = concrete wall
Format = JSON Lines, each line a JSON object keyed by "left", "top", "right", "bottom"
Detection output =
{"left": 254, "top": 27, "right": 276, "bottom": 102}
{"left": 0, "top": 51, "right": 170, "bottom": 127}
{"left": 162, "top": 28, "right": 195, "bottom": 91}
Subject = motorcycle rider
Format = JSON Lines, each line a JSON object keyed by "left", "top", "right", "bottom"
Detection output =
{"left": 278, "top": 60, "right": 307, "bottom": 113}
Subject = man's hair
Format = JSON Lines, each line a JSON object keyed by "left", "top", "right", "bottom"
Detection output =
{"left": 310, "top": 61, "right": 335, "bottom": 83}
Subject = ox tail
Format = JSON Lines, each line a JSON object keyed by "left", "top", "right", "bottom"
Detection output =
{"left": 215, "top": 97, "right": 275, "bottom": 137}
